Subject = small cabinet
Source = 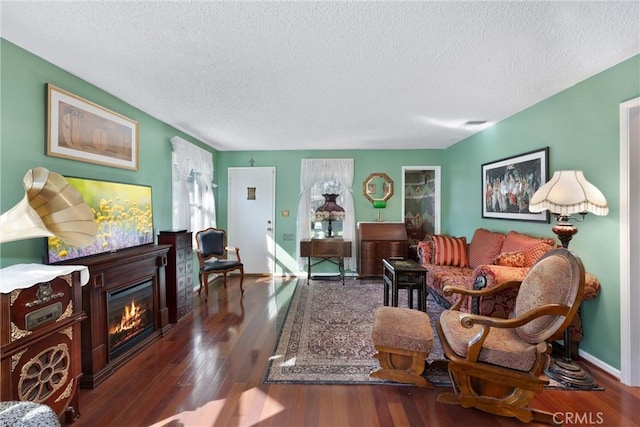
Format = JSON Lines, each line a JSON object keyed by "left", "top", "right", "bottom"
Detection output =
{"left": 1, "top": 268, "right": 86, "bottom": 424}
{"left": 159, "top": 231, "right": 194, "bottom": 323}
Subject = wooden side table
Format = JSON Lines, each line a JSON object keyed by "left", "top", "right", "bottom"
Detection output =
{"left": 300, "top": 238, "right": 352, "bottom": 285}
{"left": 382, "top": 258, "right": 427, "bottom": 312}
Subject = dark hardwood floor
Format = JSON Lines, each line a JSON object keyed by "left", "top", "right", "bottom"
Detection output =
{"left": 74, "top": 276, "right": 640, "bottom": 427}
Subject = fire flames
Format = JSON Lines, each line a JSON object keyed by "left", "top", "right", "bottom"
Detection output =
{"left": 109, "top": 299, "right": 146, "bottom": 336}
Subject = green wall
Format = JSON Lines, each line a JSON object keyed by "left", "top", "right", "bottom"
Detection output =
{"left": 0, "top": 39, "right": 213, "bottom": 266}
{"left": 2, "top": 38, "right": 638, "bottom": 370}
{"left": 443, "top": 55, "right": 640, "bottom": 368}
{"left": 215, "top": 149, "right": 443, "bottom": 275}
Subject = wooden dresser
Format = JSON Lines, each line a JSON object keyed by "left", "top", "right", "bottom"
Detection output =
{"left": 158, "top": 230, "right": 194, "bottom": 323}
{"left": 358, "top": 222, "right": 409, "bottom": 278}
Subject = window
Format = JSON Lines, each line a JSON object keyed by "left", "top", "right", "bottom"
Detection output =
{"left": 170, "top": 136, "right": 216, "bottom": 234}
{"left": 296, "top": 159, "right": 355, "bottom": 271}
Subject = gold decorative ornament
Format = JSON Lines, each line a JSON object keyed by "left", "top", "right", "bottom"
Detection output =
{"left": 11, "top": 349, "right": 27, "bottom": 372}
{"left": 11, "top": 322, "right": 32, "bottom": 342}
{"left": 19, "top": 343, "right": 69, "bottom": 403}
{"left": 55, "top": 379, "right": 74, "bottom": 402}
{"left": 59, "top": 326, "right": 73, "bottom": 340}
{"left": 10, "top": 289, "right": 21, "bottom": 306}
{"left": 58, "top": 301, "right": 74, "bottom": 322}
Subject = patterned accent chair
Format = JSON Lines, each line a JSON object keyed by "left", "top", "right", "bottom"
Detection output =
{"left": 436, "top": 248, "right": 585, "bottom": 424}
{"left": 195, "top": 227, "right": 244, "bottom": 301}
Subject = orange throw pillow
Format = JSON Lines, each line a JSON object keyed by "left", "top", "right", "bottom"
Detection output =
{"left": 493, "top": 251, "right": 527, "bottom": 268}
{"left": 432, "top": 235, "right": 468, "bottom": 267}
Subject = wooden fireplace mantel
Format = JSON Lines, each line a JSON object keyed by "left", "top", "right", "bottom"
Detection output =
{"left": 59, "top": 244, "right": 171, "bottom": 389}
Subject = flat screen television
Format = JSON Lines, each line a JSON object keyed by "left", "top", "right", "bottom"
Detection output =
{"left": 46, "top": 176, "right": 154, "bottom": 264}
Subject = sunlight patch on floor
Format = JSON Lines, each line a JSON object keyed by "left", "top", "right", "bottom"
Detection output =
{"left": 147, "top": 387, "right": 284, "bottom": 427}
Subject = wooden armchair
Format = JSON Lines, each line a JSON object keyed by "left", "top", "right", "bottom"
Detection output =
{"left": 436, "top": 248, "right": 585, "bottom": 424}
{"left": 195, "top": 227, "right": 244, "bottom": 301}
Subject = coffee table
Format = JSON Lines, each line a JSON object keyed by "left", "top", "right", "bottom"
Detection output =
{"left": 382, "top": 258, "right": 427, "bottom": 312}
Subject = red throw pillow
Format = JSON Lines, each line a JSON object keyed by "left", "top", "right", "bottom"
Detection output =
{"left": 432, "top": 235, "right": 468, "bottom": 267}
{"left": 493, "top": 251, "right": 527, "bottom": 268}
{"left": 467, "top": 228, "right": 506, "bottom": 268}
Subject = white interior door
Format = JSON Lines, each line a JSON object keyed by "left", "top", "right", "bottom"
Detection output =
{"left": 227, "top": 167, "right": 275, "bottom": 275}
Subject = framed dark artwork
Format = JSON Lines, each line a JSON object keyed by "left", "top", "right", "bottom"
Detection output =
{"left": 482, "top": 148, "right": 550, "bottom": 222}
{"left": 47, "top": 83, "right": 139, "bottom": 170}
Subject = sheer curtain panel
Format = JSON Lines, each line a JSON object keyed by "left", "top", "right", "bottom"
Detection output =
{"left": 170, "top": 136, "right": 216, "bottom": 233}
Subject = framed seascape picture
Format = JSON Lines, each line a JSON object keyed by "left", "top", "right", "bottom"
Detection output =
{"left": 47, "top": 83, "right": 139, "bottom": 170}
{"left": 482, "top": 148, "right": 550, "bottom": 222}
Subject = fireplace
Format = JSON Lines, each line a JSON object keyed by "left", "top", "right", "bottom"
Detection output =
{"left": 107, "top": 280, "right": 155, "bottom": 359}
{"left": 71, "top": 245, "right": 171, "bottom": 389}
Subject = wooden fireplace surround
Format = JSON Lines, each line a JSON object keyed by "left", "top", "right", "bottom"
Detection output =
{"left": 60, "top": 244, "right": 171, "bottom": 389}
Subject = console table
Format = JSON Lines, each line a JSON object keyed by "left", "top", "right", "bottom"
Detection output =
{"left": 300, "top": 238, "right": 352, "bottom": 285}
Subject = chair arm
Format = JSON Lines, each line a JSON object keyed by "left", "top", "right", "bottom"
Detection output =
{"left": 458, "top": 304, "right": 571, "bottom": 361}
{"left": 459, "top": 304, "right": 571, "bottom": 330}
{"left": 225, "top": 246, "right": 242, "bottom": 262}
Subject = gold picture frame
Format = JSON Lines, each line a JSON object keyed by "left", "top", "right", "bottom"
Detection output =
{"left": 47, "top": 84, "right": 139, "bottom": 170}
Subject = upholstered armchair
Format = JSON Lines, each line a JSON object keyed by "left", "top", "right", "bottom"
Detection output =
{"left": 436, "top": 248, "right": 585, "bottom": 424}
{"left": 195, "top": 227, "right": 244, "bottom": 301}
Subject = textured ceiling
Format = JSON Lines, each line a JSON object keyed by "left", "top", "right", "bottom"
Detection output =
{"left": 1, "top": 1, "right": 639, "bottom": 151}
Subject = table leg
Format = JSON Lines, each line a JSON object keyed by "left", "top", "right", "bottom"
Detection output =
{"left": 392, "top": 273, "right": 399, "bottom": 307}
{"left": 307, "top": 256, "right": 311, "bottom": 282}
{"left": 339, "top": 257, "right": 345, "bottom": 285}
{"left": 420, "top": 274, "right": 426, "bottom": 312}
{"left": 408, "top": 285, "right": 414, "bottom": 309}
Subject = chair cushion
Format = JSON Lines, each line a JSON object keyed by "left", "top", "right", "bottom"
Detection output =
{"left": 439, "top": 310, "right": 540, "bottom": 372}
{"left": 501, "top": 231, "right": 555, "bottom": 267}
{"left": 468, "top": 228, "right": 505, "bottom": 268}
{"left": 432, "top": 235, "right": 468, "bottom": 267}
{"left": 202, "top": 259, "right": 242, "bottom": 272}
{"left": 372, "top": 307, "right": 433, "bottom": 353}
{"left": 514, "top": 251, "right": 579, "bottom": 343}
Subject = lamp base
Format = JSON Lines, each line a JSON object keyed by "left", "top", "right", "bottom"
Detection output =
{"left": 545, "top": 357, "right": 598, "bottom": 389}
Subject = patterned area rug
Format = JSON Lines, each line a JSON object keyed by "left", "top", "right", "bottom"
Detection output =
{"left": 264, "top": 278, "right": 451, "bottom": 386}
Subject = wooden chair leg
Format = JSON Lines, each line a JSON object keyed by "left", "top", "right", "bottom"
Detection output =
{"left": 239, "top": 267, "right": 244, "bottom": 294}
{"left": 204, "top": 273, "right": 209, "bottom": 302}
{"left": 223, "top": 273, "right": 228, "bottom": 288}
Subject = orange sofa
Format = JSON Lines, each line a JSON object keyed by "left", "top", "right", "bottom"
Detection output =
{"left": 417, "top": 228, "right": 600, "bottom": 352}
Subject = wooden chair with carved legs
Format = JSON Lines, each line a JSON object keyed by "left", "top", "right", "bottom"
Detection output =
{"left": 436, "top": 248, "right": 585, "bottom": 425}
{"left": 195, "top": 227, "right": 244, "bottom": 301}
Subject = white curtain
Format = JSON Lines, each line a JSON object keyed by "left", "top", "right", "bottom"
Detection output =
{"left": 296, "top": 158, "right": 356, "bottom": 271}
{"left": 170, "top": 136, "right": 216, "bottom": 232}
